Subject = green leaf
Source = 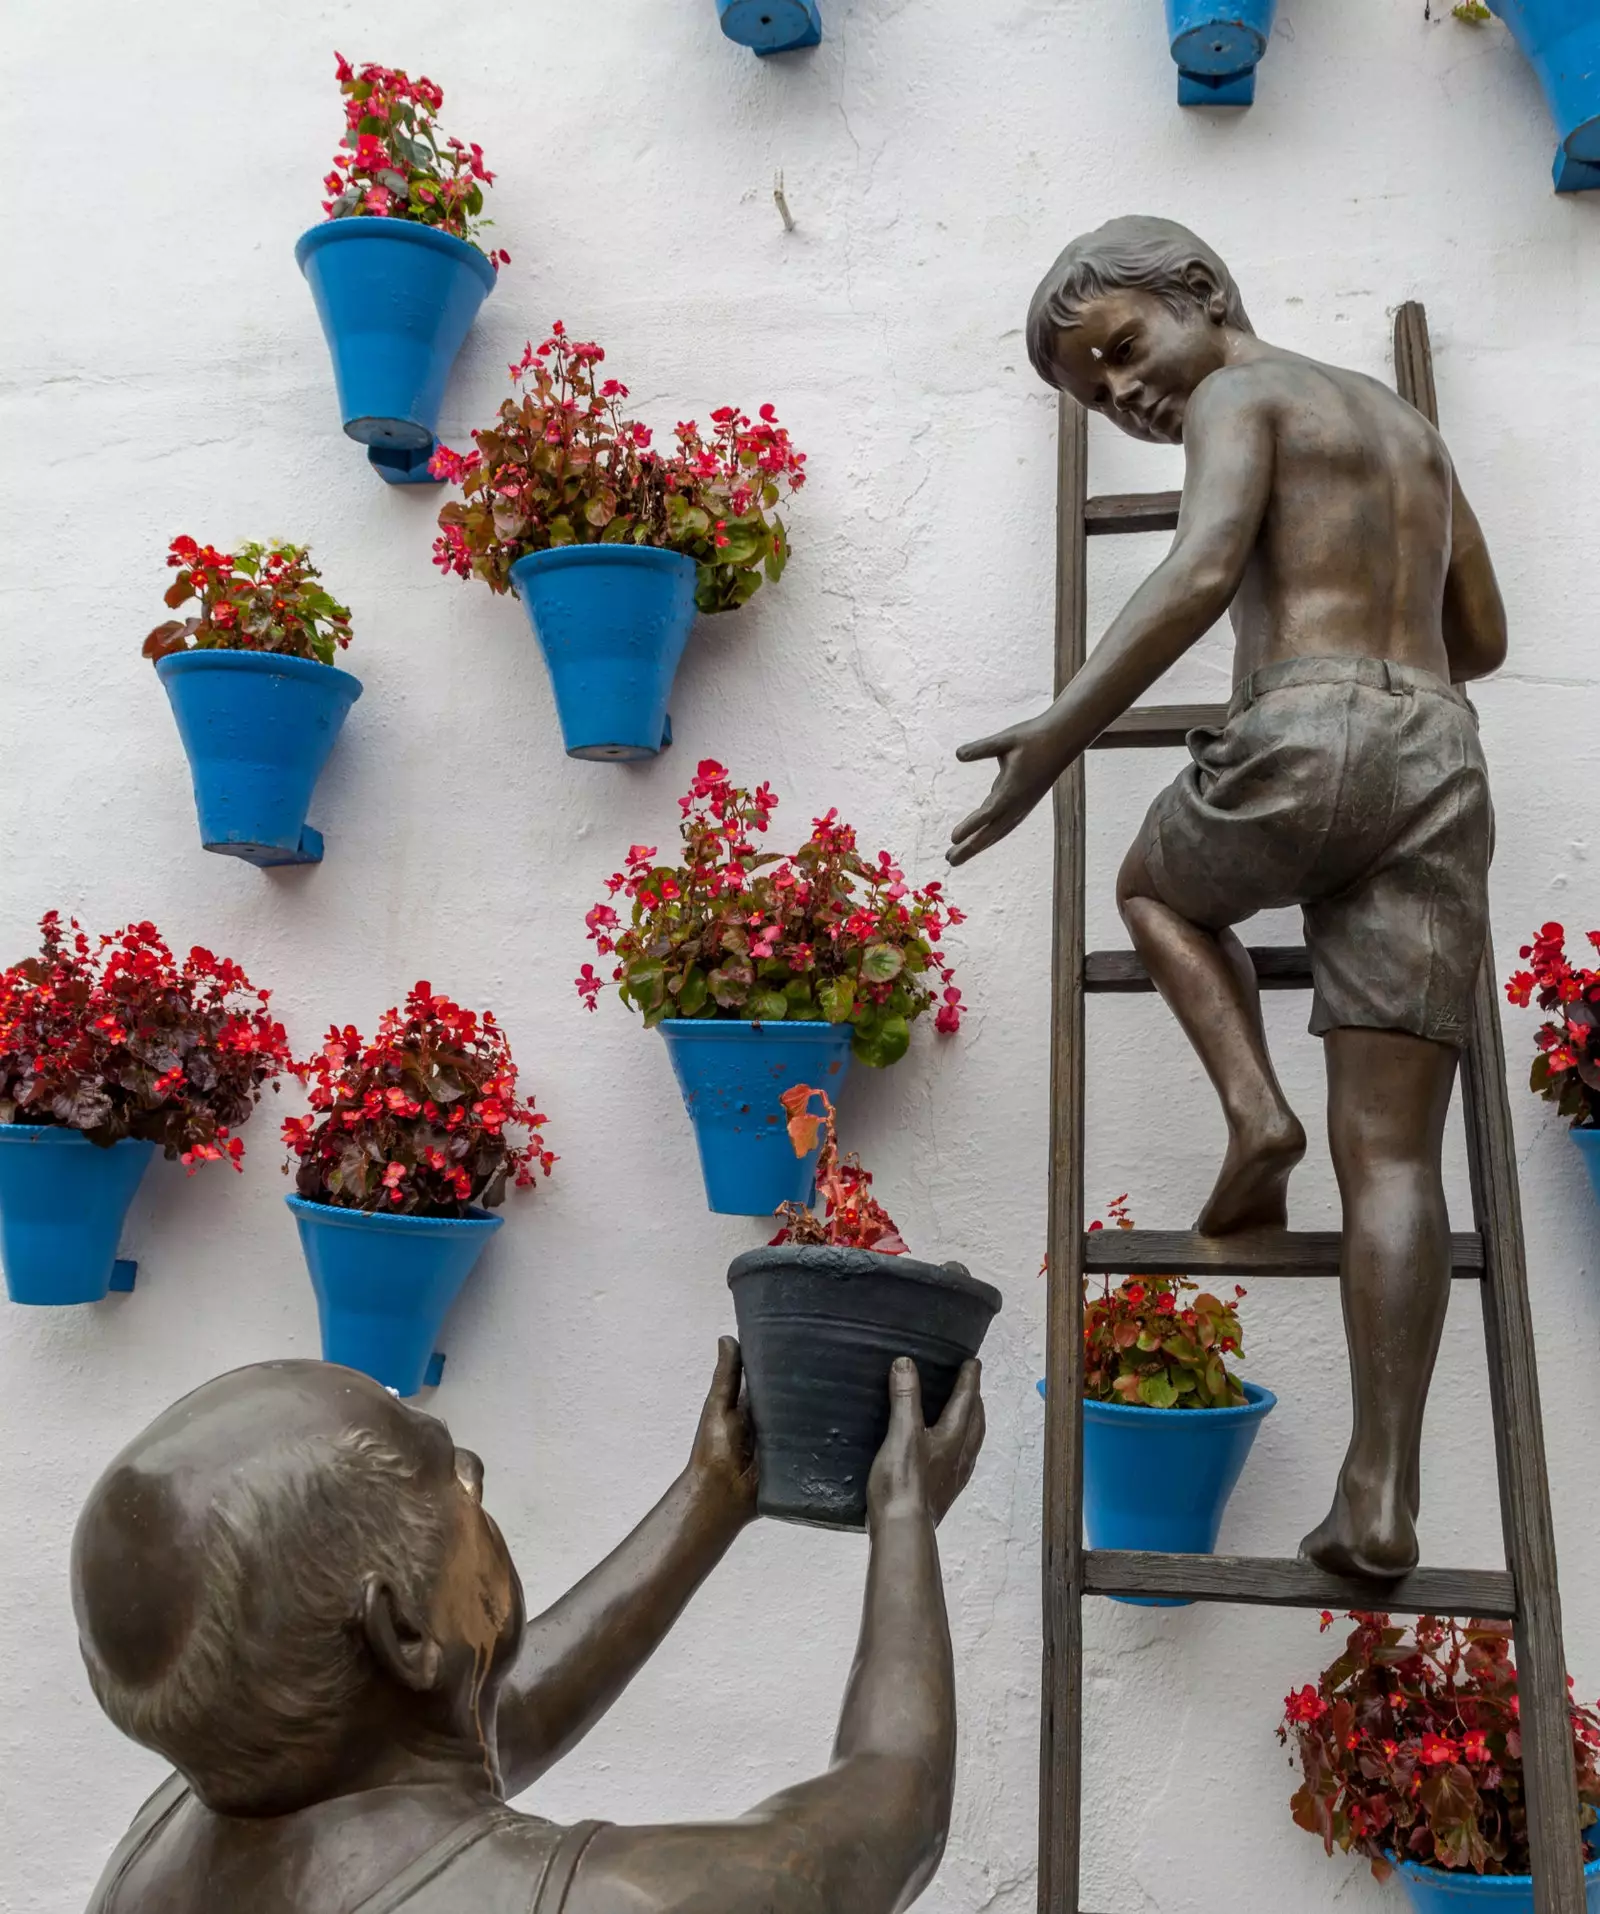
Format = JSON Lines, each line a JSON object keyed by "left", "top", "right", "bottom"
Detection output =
{"left": 748, "top": 991, "right": 788, "bottom": 1021}
{"left": 861, "top": 943, "right": 905, "bottom": 984}
{"left": 708, "top": 960, "right": 753, "bottom": 1008}
{"left": 851, "top": 1012, "right": 910, "bottom": 1069}
{"left": 1139, "top": 1373, "right": 1180, "bottom": 1409}
{"left": 675, "top": 967, "right": 709, "bottom": 1016}
{"left": 818, "top": 977, "right": 856, "bottom": 1024}
{"left": 626, "top": 961, "right": 666, "bottom": 1013}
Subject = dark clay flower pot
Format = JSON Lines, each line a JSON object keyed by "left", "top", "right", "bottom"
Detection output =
{"left": 728, "top": 1244, "right": 1002, "bottom": 1530}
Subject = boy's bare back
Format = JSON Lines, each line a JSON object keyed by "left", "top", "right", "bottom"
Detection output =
{"left": 1195, "top": 353, "right": 1456, "bottom": 684}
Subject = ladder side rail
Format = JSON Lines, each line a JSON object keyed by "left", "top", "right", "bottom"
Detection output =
{"left": 1395, "top": 301, "right": 1584, "bottom": 1914}
{"left": 1039, "top": 394, "right": 1090, "bottom": 1914}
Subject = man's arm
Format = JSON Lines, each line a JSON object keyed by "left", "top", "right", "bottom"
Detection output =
{"left": 565, "top": 1359, "right": 986, "bottom": 1914}
{"left": 1441, "top": 467, "right": 1507, "bottom": 683}
{"left": 947, "top": 372, "right": 1274, "bottom": 866}
{"left": 494, "top": 1339, "right": 757, "bottom": 1798}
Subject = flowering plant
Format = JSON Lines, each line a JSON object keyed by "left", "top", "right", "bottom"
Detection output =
{"left": 1082, "top": 1197, "right": 1247, "bottom": 1408}
{"left": 321, "top": 54, "right": 507, "bottom": 263}
{"left": 0, "top": 913, "right": 289, "bottom": 1168}
{"left": 142, "top": 537, "right": 353, "bottom": 667}
{"left": 1505, "top": 923, "right": 1600, "bottom": 1128}
{"left": 576, "top": 762, "right": 964, "bottom": 1069}
{"left": 431, "top": 324, "right": 806, "bottom": 615}
{"left": 1281, "top": 1611, "right": 1600, "bottom": 1879}
{"left": 284, "top": 984, "right": 554, "bottom": 1217}
{"left": 769, "top": 1085, "right": 908, "bottom": 1253}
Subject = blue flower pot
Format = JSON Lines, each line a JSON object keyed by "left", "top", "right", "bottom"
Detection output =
{"left": 659, "top": 1020, "right": 854, "bottom": 1216}
{"left": 1165, "top": 0, "right": 1277, "bottom": 105}
{"left": 1572, "top": 1125, "right": 1600, "bottom": 1201}
{"left": 1037, "top": 1378, "right": 1276, "bottom": 1607}
{"left": 0, "top": 1127, "right": 154, "bottom": 1304}
{"left": 156, "top": 650, "right": 362, "bottom": 867}
{"left": 295, "top": 218, "right": 497, "bottom": 484}
{"left": 1394, "top": 1848, "right": 1600, "bottom": 1911}
{"left": 510, "top": 546, "right": 698, "bottom": 762}
{"left": 717, "top": 0, "right": 822, "bottom": 55}
{"left": 287, "top": 1195, "right": 502, "bottom": 1397}
{"left": 1491, "top": 0, "right": 1600, "bottom": 191}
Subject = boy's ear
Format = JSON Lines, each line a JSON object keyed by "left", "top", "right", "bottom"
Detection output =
{"left": 360, "top": 1573, "right": 443, "bottom": 1693}
{"left": 1183, "top": 258, "right": 1227, "bottom": 324}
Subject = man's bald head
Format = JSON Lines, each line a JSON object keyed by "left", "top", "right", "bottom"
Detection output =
{"left": 74, "top": 1362, "right": 458, "bottom": 1815}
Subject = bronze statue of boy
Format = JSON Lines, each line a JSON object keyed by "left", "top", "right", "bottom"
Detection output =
{"left": 75, "top": 1345, "right": 983, "bottom": 1912}
{"left": 950, "top": 216, "right": 1506, "bottom": 1579}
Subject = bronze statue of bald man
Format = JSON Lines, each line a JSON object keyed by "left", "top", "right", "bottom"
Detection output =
{"left": 75, "top": 1341, "right": 984, "bottom": 1912}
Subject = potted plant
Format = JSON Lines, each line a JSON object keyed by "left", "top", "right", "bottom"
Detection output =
{"left": 1038, "top": 1198, "right": 1275, "bottom": 1607}
{"left": 0, "top": 913, "right": 289, "bottom": 1304}
{"left": 727, "top": 1085, "right": 1001, "bottom": 1528}
{"left": 1504, "top": 922, "right": 1600, "bottom": 1201}
{"left": 431, "top": 324, "right": 807, "bottom": 759}
{"left": 144, "top": 536, "right": 362, "bottom": 868}
{"left": 1165, "top": 0, "right": 1277, "bottom": 105}
{"left": 577, "top": 760, "right": 964, "bottom": 1214}
{"left": 716, "top": 0, "right": 823, "bottom": 56}
{"left": 296, "top": 55, "right": 508, "bottom": 484}
{"left": 1458, "top": 3, "right": 1600, "bottom": 191}
{"left": 282, "top": 982, "right": 554, "bottom": 1395}
{"left": 1280, "top": 1610, "right": 1600, "bottom": 1909}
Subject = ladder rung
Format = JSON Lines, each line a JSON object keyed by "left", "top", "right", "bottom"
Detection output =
{"left": 1089, "top": 702, "right": 1227, "bottom": 749}
{"left": 1084, "top": 490, "right": 1182, "bottom": 535}
{"left": 1083, "top": 1226, "right": 1485, "bottom": 1280}
{"left": 1086, "top": 946, "right": 1312, "bottom": 990}
{"left": 1084, "top": 1550, "right": 1516, "bottom": 1618}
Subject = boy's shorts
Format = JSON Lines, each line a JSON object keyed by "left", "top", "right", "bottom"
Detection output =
{"left": 1137, "top": 656, "right": 1493, "bottom": 1047}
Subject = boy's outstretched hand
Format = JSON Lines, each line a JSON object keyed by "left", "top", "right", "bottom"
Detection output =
{"left": 948, "top": 715, "right": 1064, "bottom": 865}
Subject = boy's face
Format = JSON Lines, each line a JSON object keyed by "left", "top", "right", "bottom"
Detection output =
{"left": 1044, "top": 287, "right": 1227, "bottom": 444}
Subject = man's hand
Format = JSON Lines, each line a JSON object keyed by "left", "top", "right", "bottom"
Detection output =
{"left": 685, "top": 1336, "right": 759, "bottom": 1533}
{"left": 867, "top": 1358, "right": 985, "bottom": 1532}
{"left": 948, "top": 717, "right": 1065, "bottom": 866}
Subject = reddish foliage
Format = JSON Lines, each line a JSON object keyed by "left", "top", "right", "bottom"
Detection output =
{"left": 1505, "top": 922, "right": 1600, "bottom": 1128}
{"left": 769, "top": 1085, "right": 908, "bottom": 1254}
{"left": 284, "top": 984, "right": 554, "bottom": 1217}
{"left": 323, "top": 54, "right": 507, "bottom": 261}
{"left": 431, "top": 323, "right": 806, "bottom": 614}
{"left": 1281, "top": 1611, "right": 1600, "bottom": 1878}
{"left": 577, "top": 761, "right": 963, "bottom": 1068}
{"left": 0, "top": 913, "right": 289, "bottom": 1168}
{"left": 1079, "top": 1196, "right": 1248, "bottom": 1409}
{"left": 143, "top": 537, "right": 352, "bottom": 666}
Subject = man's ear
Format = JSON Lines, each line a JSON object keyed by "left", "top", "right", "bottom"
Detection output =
{"left": 1183, "top": 259, "right": 1228, "bottom": 324}
{"left": 360, "top": 1574, "right": 443, "bottom": 1693}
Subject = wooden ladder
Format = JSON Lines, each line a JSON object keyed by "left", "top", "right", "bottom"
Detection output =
{"left": 1036, "top": 303, "right": 1586, "bottom": 1914}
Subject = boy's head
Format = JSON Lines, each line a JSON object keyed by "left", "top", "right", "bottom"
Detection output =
{"left": 1026, "top": 216, "right": 1253, "bottom": 444}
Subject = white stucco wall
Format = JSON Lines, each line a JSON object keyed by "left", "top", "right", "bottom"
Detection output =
{"left": 3, "top": 0, "right": 1599, "bottom": 1907}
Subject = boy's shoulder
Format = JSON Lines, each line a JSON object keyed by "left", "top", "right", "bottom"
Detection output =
{"left": 1189, "top": 354, "right": 1429, "bottom": 437}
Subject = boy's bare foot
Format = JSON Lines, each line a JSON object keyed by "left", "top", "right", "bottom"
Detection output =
{"left": 1196, "top": 1110, "right": 1306, "bottom": 1235}
{"left": 1299, "top": 1473, "right": 1419, "bottom": 1581}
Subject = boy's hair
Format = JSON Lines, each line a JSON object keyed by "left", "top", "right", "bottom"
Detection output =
{"left": 1026, "top": 215, "right": 1253, "bottom": 386}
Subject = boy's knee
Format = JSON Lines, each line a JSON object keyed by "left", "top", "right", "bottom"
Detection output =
{"left": 1116, "top": 841, "right": 1155, "bottom": 912}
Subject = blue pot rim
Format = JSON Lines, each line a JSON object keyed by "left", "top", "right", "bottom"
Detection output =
{"left": 509, "top": 544, "right": 697, "bottom": 588}
{"left": 294, "top": 216, "right": 499, "bottom": 293}
{"left": 0, "top": 1123, "right": 155, "bottom": 1153}
{"left": 155, "top": 649, "right": 364, "bottom": 699}
{"left": 286, "top": 1194, "right": 503, "bottom": 1236}
{"left": 1570, "top": 1125, "right": 1600, "bottom": 1148}
{"left": 657, "top": 1018, "right": 856, "bottom": 1044}
{"left": 1392, "top": 1848, "right": 1600, "bottom": 1887}
{"left": 1036, "top": 1378, "right": 1276, "bottom": 1420}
